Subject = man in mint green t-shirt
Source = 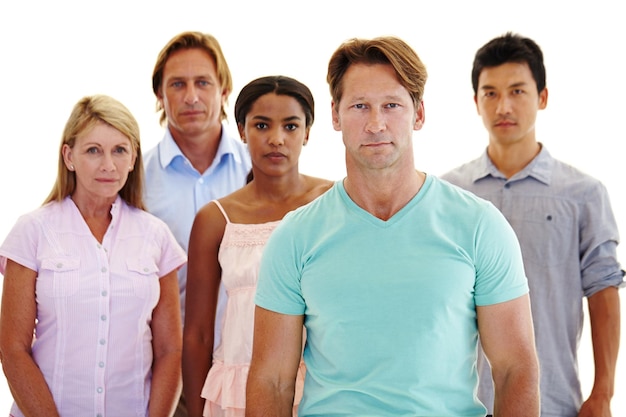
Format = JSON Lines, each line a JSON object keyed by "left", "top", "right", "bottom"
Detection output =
{"left": 246, "top": 36, "right": 540, "bottom": 417}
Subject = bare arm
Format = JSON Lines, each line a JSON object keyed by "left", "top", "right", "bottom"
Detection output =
{"left": 183, "top": 202, "right": 225, "bottom": 417}
{"left": 0, "top": 260, "right": 60, "bottom": 416}
{"left": 148, "top": 271, "right": 183, "bottom": 417}
{"left": 246, "top": 307, "right": 303, "bottom": 417}
{"left": 578, "top": 286, "right": 620, "bottom": 417}
{"left": 477, "top": 294, "right": 539, "bottom": 417}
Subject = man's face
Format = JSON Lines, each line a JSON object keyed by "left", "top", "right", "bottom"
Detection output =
{"left": 331, "top": 63, "right": 424, "bottom": 172}
{"left": 475, "top": 62, "right": 547, "bottom": 147}
{"left": 158, "top": 48, "right": 227, "bottom": 140}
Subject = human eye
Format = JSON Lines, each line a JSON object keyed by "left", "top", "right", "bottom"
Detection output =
{"left": 86, "top": 147, "right": 100, "bottom": 154}
{"left": 513, "top": 88, "right": 525, "bottom": 95}
{"left": 197, "top": 79, "right": 210, "bottom": 87}
{"left": 114, "top": 146, "right": 129, "bottom": 154}
{"left": 170, "top": 81, "right": 184, "bottom": 88}
{"left": 353, "top": 103, "right": 367, "bottom": 110}
{"left": 254, "top": 122, "right": 268, "bottom": 130}
{"left": 285, "top": 123, "right": 298, "bottom": 131}
{"left": 385, "top": 103, "right": 400, "bottom": 109}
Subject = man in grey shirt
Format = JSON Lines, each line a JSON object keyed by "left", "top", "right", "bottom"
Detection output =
{"left": 442, "top": 32, "right": 623, "bottom": 417}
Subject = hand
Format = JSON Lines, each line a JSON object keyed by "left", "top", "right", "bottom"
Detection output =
{"left": 578, "top": 394, "right": 612, "bottom": 417}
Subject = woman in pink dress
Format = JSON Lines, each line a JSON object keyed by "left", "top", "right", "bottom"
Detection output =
{"left": 182, "top": 76, "right": 332, "bottom": 417}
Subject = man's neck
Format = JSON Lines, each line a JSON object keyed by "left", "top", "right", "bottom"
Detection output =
{"left": 344, "top": 167, "right": 425, "bottom": 221}
{"left": 487, "top": 139, "right": 541, "bottom": 179}
{"left": 170, "top": 125, "right": 222, "bottom": 174}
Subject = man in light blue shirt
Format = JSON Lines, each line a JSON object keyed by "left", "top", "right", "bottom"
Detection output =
{"left": 143, "top": 31, "right": 251, "bottom": 417}
{"left": 442, "top": 32, "right": 624, "bottom": 417}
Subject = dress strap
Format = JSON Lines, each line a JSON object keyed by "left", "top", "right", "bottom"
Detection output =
{"left": 212, "top": 200, "right": 231, "bottom": 224}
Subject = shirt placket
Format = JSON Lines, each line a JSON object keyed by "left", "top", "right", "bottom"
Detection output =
{"left": 94, "top": 238, "right": 111, "bottom": 417}
{"left": 501, "top": 180, "right": 514, "bottom": 219}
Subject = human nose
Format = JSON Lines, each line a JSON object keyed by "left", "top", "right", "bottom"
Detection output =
{"left": 100, "top": 153, "right": 116, "bottom": 171}
{"left": 496, "top": 96, "right": 512, "bottom": 115}
{"left": 365, "top": 108, "right": 385, "bottom": 133}
{"left": 184, "top": 85, "right": 199, "bottom": 105}
{"left": 267, "top": 127, "right": 285, "bottom": 147}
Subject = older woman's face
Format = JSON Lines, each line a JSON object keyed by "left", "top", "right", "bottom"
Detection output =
{"left": 62, "top": 121, "right": 136, "bottom": 202}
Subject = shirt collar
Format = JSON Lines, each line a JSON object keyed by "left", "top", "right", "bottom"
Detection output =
{"left": 157, "top": 124, "right": 245, "bottom": 169}
{"left": 473, "top": 143, "right": 553, "bottom": 185}
{"left": 63, "top": 194, "right": 125, "bottom": 235}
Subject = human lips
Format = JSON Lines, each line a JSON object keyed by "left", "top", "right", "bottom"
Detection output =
{"left": 265, "top": 152, "right": 287, "bottom": 164}
{"left": 495, "top": 119, "right": 516, "bottom": 127}
{"left": 95, "top": 178, "right": 120, "bottom": 183}
{"left": 180, "top": 110, "right": 204, "bottom": 117}
{"left": 179, "top": 107, "right": 205, "bottom": 117}
{"left": 362, "top": 139, "right": 392, "bottom": 148}
{"left": 265, "top": 152, "right": 286, "bottom": 160}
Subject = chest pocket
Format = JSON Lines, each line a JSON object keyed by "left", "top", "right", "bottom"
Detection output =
{"left": 124, "top": 258, "right": 160, "bottom": 300}
{"left": 508, "top": 197, "right": 576, "bottom": 268}
{"left": 39, "top": 257, "right": 81, "bottom": 297}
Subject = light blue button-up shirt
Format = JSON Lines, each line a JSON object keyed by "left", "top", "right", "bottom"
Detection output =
{"left": 143, "top": 125, "right": 251, "bottom": 326}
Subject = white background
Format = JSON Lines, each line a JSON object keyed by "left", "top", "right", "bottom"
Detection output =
{"left": 0, "top": 0, "right": 624, "bottom": 413}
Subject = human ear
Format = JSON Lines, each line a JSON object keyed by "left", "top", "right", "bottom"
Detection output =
{"left": 538, "top": 88, "right": 548, "bottom": 110}
{"left": 413, "top": 101, "right": 425, "bottom": 131}
{"left": 62, "top": 144, "right": 74, "bottom": 171}
{"left": 331, "top": 102, "right": 341, "bottom": 132}
{"left": 237, "top": 123, "right": 246, "bottom": 143}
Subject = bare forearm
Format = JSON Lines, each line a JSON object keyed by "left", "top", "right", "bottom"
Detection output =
{"left": 245, "top": 375, "right": 294, "bottom": 417}
{"left": 148, "top": 351, "right": 182, "bottom": 417}
{"left": 3, "top": 352, "right": 60, "bottom": 417}
{"left": 182, "top": 336, "right": 213, "bottom": 417}
{"left": 246, "top": 308, "right": 303, "bottom": 417}
{"left": 588, "top": 287, "right": 620, "bottom": 397}
{"left": 579, "top": 286, "right": 621, "bottom": 417}
{"left": 493, "top": 364, "right": 540, "bottom": 417}
{"left": 478, "top": 296, "right": 539, "bottom": 417}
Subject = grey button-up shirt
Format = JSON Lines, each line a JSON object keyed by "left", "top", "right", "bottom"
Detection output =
{"left": 442, "top": 145, "right": 624, "bottom": 417}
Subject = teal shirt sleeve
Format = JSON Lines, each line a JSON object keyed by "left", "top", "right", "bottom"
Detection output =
{"left": 473, "top": 201, "right": 529, "bottom": 306}
{"left": 255, "top": 211, "right": 306, "bottom": 315}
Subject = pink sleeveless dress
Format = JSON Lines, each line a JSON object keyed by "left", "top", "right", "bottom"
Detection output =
{"left": 201, "top": 201, "right": 305, "bottom": 417}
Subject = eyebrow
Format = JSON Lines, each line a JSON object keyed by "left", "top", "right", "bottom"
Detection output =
{"left": 80, "top": 141, "right": 131, "bottom": 147}
{"left": 251, "top": 115, "right": 303, "bottom": 122}
{"left": 166, "top": 75, "right": 213, "bottom": 82}
{"left": 480, "top": 81, "right": 529, "bottom": 90}
{"left": 349, "top": 94, "right": 405, "bottom": 101}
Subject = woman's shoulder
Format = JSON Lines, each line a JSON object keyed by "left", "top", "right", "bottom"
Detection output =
{"left": 304, "top": 175, "right": 335, "bottom": 196}
{"left": 123, "top": 202, "right": 174, "bottom": 233}
{"left": 16, "top": 200, "right": 64, "bottom": 225}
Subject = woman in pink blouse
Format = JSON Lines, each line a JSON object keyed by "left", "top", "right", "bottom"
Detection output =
{"left": 0, "top": 95, "right": 187, "bottom": 417}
